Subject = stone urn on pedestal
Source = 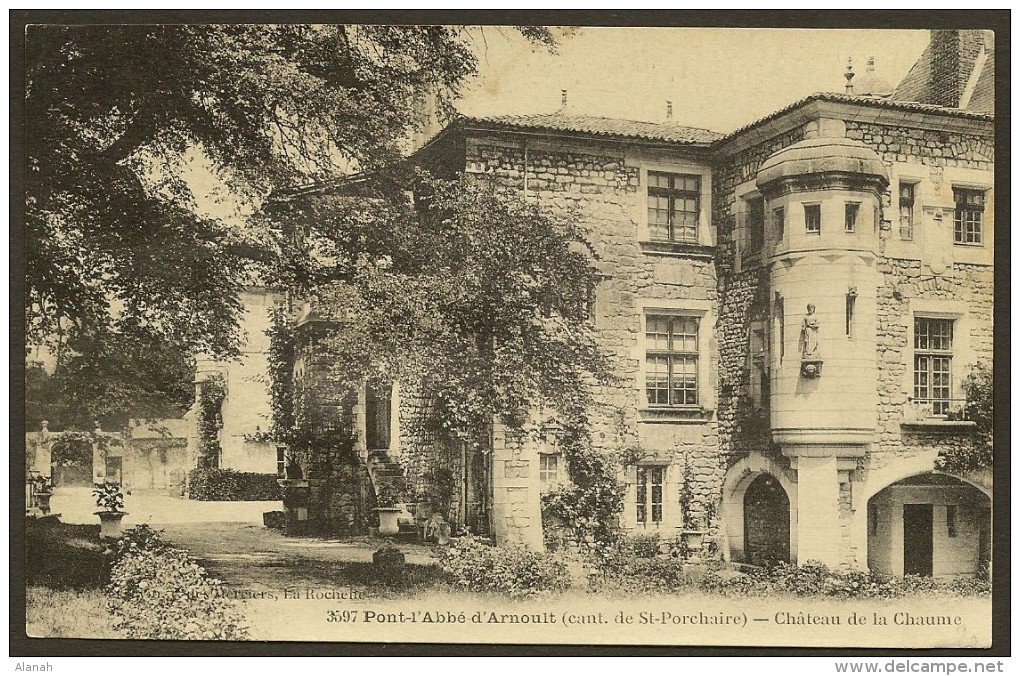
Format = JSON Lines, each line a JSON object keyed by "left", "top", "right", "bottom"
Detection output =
{"left": 373, "top": 484, "right": 405, "bottom": 536}
{"left": 677, "top": 528, "right": 707, "bottom": 555}
{"left": 375, "top": 507, "right": 402, "bottom": 536}
{"left": 34, "top": 486, "right": 54, "bottom": 515}
{"left": 93, "top": 482, "right": 127, "bottom": 540}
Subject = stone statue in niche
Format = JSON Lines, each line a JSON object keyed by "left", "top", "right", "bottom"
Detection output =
{"left": 800, "top": 303, "right": 820, "bottom": 358}
{"left": 799, "top": 303, "right": 823, "bottom": 378}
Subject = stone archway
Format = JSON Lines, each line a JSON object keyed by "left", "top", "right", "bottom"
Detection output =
{"left": 851, "top": 453, "right": 991, "bottom": 572}
{"left": 866, "top": 471, "right": 991, "bottom": 577}
{"left": 720, "top": 452, "right": 798, "bottom": 564}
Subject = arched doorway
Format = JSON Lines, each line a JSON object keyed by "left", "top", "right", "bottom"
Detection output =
{"left": 50, "top": 434, "right": 94, "bottom": 487}
{"left": 867, "top": 472, "right": 990, "bottom": 577}
{"left": 743, "top": 473, "right": 791, "bottom": 565}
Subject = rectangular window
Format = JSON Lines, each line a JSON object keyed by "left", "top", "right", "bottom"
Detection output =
{"left": 747, "top": 196, "right": 765, "bottom": 252}
{"left": 636, "top": 466, "right": 665, "bottom": 524}
{"left": 913, "top": 318, "right": 954, "bottom": 416}
{"left": 899, "top": 182, "right": 916, "bottom": 240}
{"left": 774, "top": 294, "right": 785, "bottom": 365}
{"left": 773, "top": 206, "right": 785, "bottom": 242}
{"left": 645, "top": 315, "right": 699, "bottom": 407}
{"left": 276, "top": 446, "right": 287, "bottom": 478}
{"left": 365, "top": 382, "right": 392, "bottom": 450}
{"left": 845, "top": 202, "right": 860, "bottom": 232}
{"left": 804, "top": 204, "right": 821, "bottom": 234}
{"left": 647, "top": 171, "right": 701, "bottom": 243}
{"left": 845, "top": 290, "right": 856, "bottom": 338}
{"left": 954, "top": 188, "right": 985, "bottom": 245}
{"left": 539, "top": 454, "right": 560, "bottom": 487}
{"left": 947, "top": 505, "right": 958, "bottom": 538}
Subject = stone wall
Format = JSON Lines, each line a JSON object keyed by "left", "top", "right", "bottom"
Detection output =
{"left": 712, "top": 128, "right": 807, "bottom": 473}
{"left": 854, "top": 120, "right": 992, "bottom": 472}
{"left": 396, "top": 381, "right": 466, "bottom": 523}
{"left": 466, "top": 134, "right": 723, "bottom": 534}
{"left": 844, "top": 121, "right": 993, "bottom": 171}
{"left": 308, "top": 464, "right": 366, "bottom": 536}
{"left": 873, "top": 259, "right": 992, "bottom": 458}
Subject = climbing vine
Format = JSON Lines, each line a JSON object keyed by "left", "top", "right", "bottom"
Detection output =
{"left": 266, "top": 304, "right": 360, "bottom": 477}
{"left": 49, "top": 431, "right": 95, "bottom": 468}
{"left": 196, "top": 374, "right": 225, "bottom": 470}
{"left": 266, "top": 306, "right": 296, "bottom": 444}
{"left": 540, "top": 404, "right": 626, "bottom": 553}
{"left": 935, "top": 361, "right": 993, "bottom": 473}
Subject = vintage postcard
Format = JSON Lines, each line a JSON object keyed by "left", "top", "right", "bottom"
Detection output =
{"left": 19, "top": 17, "right": 1000, "bottom": 651}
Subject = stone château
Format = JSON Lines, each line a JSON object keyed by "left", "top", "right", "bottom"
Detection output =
{"left": 199, "top": 29, "right": 994, "bottom": 577}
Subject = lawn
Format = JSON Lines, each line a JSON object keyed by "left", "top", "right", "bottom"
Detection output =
{"left": 22, "top": 520, "right": 992, "bottom": 647}
{"left": 24, "top": 520, "right": 122, "bottom": 639}
{"left": 26, "top": 587, "right": 120, "bottom": 639}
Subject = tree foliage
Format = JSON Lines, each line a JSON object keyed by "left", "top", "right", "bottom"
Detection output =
{"left": 936, "top": 360, "right": 993, "bottom": 473}
{"left": 270, "top": 171, "right": 625, "bottom": 532}
{"left": 25, "top": 23, "right": 549, "bottom": 425}
{"left": 272, "top": 172, "right": 611, "bottom": 439}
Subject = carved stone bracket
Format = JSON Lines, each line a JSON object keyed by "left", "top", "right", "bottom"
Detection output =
{"left": 800, "top": 358, "right": 824, "bottom": 378}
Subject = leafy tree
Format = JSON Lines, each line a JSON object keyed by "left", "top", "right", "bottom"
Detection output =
{"left": 272, "top": 171, "right": 610, "bottom": 437}
{"left": 26, "top": 331, "right": 194, "bottom": 431}
{"left": 270, "top": 170, "right": 624, "bottom": 539}
{"left": 24, "top": 23, "right": 552, "bottom": 426}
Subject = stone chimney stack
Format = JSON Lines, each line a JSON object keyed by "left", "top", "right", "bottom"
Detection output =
{"left": 844, "top": 57, "right": 855, "bottom": 95}
{"left": 560, "top": 89, "right": 568, "bottom": 110}
{"left": 666, "top": 100, "right": 673, "bottom": 120}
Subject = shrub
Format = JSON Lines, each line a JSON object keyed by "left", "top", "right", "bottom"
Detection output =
{"left": 27, "top": 521, "right": 106, "bottom": 590}
{"left": 590, "top": 552, "right": 991, "bottom": 600}
{"left": 619, "top": 532, "right": 662, "bottom": 559}
{"left": 106, "top": 525, "right": 249, "bottom": 640}
{"left": 188, "top": 468, "right": 281, "bottom": 501}
{"left": 697, "top": 561, "right": 990, "bottom": 599}
{"left": 588, "top": 554, "right": 694, "bottom": 595}
{"left": 108, "top": 524, "right": 168, "bottom": 562}
{"left": 438, "top": 534, "right": 571, "bottom": 599}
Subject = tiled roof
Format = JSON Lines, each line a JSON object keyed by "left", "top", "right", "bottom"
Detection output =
{"left": 461, "top": 112, "right": 723, "bottom": 144}
{"left": 719, "top": 91, "right": 993, "bottom": 143}
{"left": 965, "top": 54, "right": 995, "bottom": 115}
{"left": 891, "top": 43, "right": 933, "bottom": 103}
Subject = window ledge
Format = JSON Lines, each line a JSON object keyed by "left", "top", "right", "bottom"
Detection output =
{"left": 639, "top": 407, "right": 713, "bottom": 424}
{"left": 901, "top": 419, "right": 977, "bottom": 431}
{"left": 639, "top": 240, "right": 715, "bottom": 259}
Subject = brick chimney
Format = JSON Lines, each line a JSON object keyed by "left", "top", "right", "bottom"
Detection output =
{"left": 928, "top": 30, "right": 988, "bottom": 108}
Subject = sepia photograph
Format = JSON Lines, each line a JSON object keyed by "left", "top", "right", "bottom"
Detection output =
{"left": 15, "top": 13, "right": 1004, "bottom": 655}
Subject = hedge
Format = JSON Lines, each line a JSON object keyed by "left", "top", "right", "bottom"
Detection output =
{"left": 188, "top": 468, "right": 281, "bottom": 501}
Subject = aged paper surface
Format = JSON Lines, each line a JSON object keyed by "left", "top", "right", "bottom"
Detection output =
{"left": 22, "top": 20, "right": 996, "bottom": 650}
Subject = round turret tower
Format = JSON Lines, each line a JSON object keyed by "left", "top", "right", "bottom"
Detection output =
{"left": 755, "top": 120, "right": 889, "bottom": 566}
